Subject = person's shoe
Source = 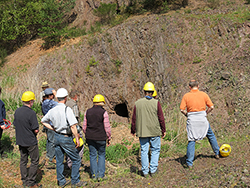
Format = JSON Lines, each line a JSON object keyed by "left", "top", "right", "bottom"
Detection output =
{"left": 215, "top": 154, "right": 220, "bottom": 159}
{"left": 59, "top": 180, "right": 71, "bottom": 188}
{"left": 150, "top": 169, "right": 158, "bottom": 177}
{"left": 71, "top": 181, "right": 87, "bottom": 188}
{"left": 29, "top": 183, "right": 42, "bottom": 188}
{"left": 142, "top": 173, "right": 149, "bottom": 178}
{"left": 183, "top": 163, "right": 193, "bottom": 169}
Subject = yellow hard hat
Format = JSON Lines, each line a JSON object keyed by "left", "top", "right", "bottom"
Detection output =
{"left": 143, "top": 82, "right": 155, "bottom": 91}
{"left": 21, "top": 91, "right": 36, "bottom": 102}
{"left": 152, "top": 90, "right": 157, "bottom": 97}
{"left": 93, "top": 94, "right": 106, "bottom": 104}
{"left": 73, "top": 137, "right": 84, "bottom": 147}
{"left": 219, "top": 144, "right": 231, "bottom": 157}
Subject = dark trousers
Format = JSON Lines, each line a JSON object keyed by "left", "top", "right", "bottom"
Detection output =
{"left": 19, "top": 144, "right": 39, "bottom": 186}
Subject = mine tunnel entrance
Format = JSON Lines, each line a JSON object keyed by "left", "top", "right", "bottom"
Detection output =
{"left": 114, "top": 103, "right": 129, "bottom": 117}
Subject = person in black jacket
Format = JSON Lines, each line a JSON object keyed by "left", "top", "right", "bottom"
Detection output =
{"left": 13, "top": 91, "right": 41, "bottom": 188}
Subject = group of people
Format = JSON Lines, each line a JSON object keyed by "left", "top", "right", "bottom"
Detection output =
{"left": 0, "top": 79, "right": 221, "bottom": 187}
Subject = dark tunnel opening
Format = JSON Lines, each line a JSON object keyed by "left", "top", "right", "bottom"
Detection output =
{"left": 114, "top": 103, "right": 129, "bottom": 117}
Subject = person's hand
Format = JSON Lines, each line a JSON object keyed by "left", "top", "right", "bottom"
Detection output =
{"left": 162, "top": 132, "right": 166, "bottom": 138}
{"left": 107, "top": 139, "right": 111, "bottom": 146}
{"left": 34, "top": 129, "right": 39, "bottom": 134}
{"left": 1, "top": 125, "right": 6, "bottom": 130}
{"left": 75, "top": 137, "right": 80, "bottom": 148}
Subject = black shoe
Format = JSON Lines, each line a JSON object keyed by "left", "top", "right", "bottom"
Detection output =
{"left": 71, "top": 181, "right": 87, "bottom": 188}
{"left": 59, "top": 180, "right": 71, "bottom": 188}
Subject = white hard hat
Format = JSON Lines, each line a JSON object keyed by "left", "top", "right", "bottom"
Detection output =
{"left": 56, "top": 88, "right": 68, "bottom": 98}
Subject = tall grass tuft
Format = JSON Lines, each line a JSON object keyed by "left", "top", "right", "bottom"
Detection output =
{"left": 106, "top": 144, "right": 128, "bottom": 163}
{"left": 38, "top": 136, "right": 47, "bottom": 157}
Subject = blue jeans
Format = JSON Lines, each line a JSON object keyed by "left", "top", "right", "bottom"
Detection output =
{"left": 86, "top": 139, "right": 106, "bottom": 178}
{"left": 54, "top": 133, "right": 81, "bottom": 186}
{"left": 46, "top": 129, "right": 55, "bottom": 161}
{"left": 186, "top": 124, "right": 220, "bottom": 166}
{"left": 139, "top": 136, "right": 161, "bottom": 175}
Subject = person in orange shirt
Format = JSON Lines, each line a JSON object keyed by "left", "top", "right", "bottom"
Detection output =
{"left": 180, "top": 80, "right": 220, "bottom": 168}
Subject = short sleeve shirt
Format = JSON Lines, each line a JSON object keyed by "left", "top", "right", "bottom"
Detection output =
{"left": 180, "top": 89, "right": 213, "bottom": 113}
{"left": 41, "top": 103, "right": 77, "bottom": 134}
{"left": 13, "top": 105, "right": 39, "bottom": 146}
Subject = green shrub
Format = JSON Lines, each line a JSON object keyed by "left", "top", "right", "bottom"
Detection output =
{"left": 106, "top": 144, "right": 128, "bottom": 163}
{"left": 93, "top": 3, "right": 117, "bottom": 24}
{"left": 1, "top": 133, "right": 14, "bottom": 154}
{"left": 31, "top": 102, "right": 43, "bottom": 116}
{"left": 131, "top": 143, "right": 140, "bottom": 155}
{"left": 85, "top": 56, "right": 99, "bottom": 73}
{"left": 247, "top": 0, "right": 250, "bottom": 4}
{"left": 66, "top": 27, "right": 87, "bottom": 38}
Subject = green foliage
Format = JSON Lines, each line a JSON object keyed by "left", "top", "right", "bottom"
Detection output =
{"left": 131, "top": 143, "right": 140, "bottom": 155}
{"left": 32, "top": 101, "right": 43, "bottom": 116}
{"left": 111, "top": 121, "right": 119, "bottom": 128}
{"left": 85, "top": 56, "right": 99, "bottom": 74}
{"left": 247, "top": 0, "right": 250, "bottom": 4}
{"left": 111, "top": 59, "right": 123, "bottom": 74}
{"left": 0, "top": 0, "right": 42, "bottom": 42}
{"left": 83, "top": 145, "right": 90, "bottom": 161}
{"left": 1, "top": 133, "right": 14, "bottom": 154}
{"left": 164, "top": 129, "right": 178, "bottom": 141}
{"left": 106, "top": 144, "right": 128, "bottom": 163}
{"left": 160, "top": 144, "right": 170, "bottom": 158}
{"left": 65, "top": 27, "right": 87, "bottom": 38}
{"left": 38, "top": 136, "right": 47, "bottom": 156}
{"left": 93, "top": 3, "right": 117, "bottom": 24}
{"left": 126, "top": 0, "right": 171, "bottom": 14}
{"left": 0, "top": 48, "right": 7, "bottom": 66}
{"left": 1, "top": 94, "right": 22, "bottom": 114}
{"left": 38, "top": 0, "right": 76, "bottom": 48}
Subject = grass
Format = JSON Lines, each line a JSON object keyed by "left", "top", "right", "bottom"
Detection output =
{"left": 106, "top": 144, "right": 129, "bottom": 163}
{"left": 38, "top": 136, "right": 47, "bottom": 157}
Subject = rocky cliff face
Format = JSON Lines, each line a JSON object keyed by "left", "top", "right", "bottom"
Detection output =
{"left": 71, "top": 0, "right": 187, "bottom": 28}
{"left": 27, "top": 6, "right": 250, "bottom": 127}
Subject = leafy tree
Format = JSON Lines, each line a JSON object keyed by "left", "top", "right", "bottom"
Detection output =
{"left": 38, "top": 0, "right": 76, "bottom": 48}
{"left": 0, "top": 0, "right": 42, "bottom": 42}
